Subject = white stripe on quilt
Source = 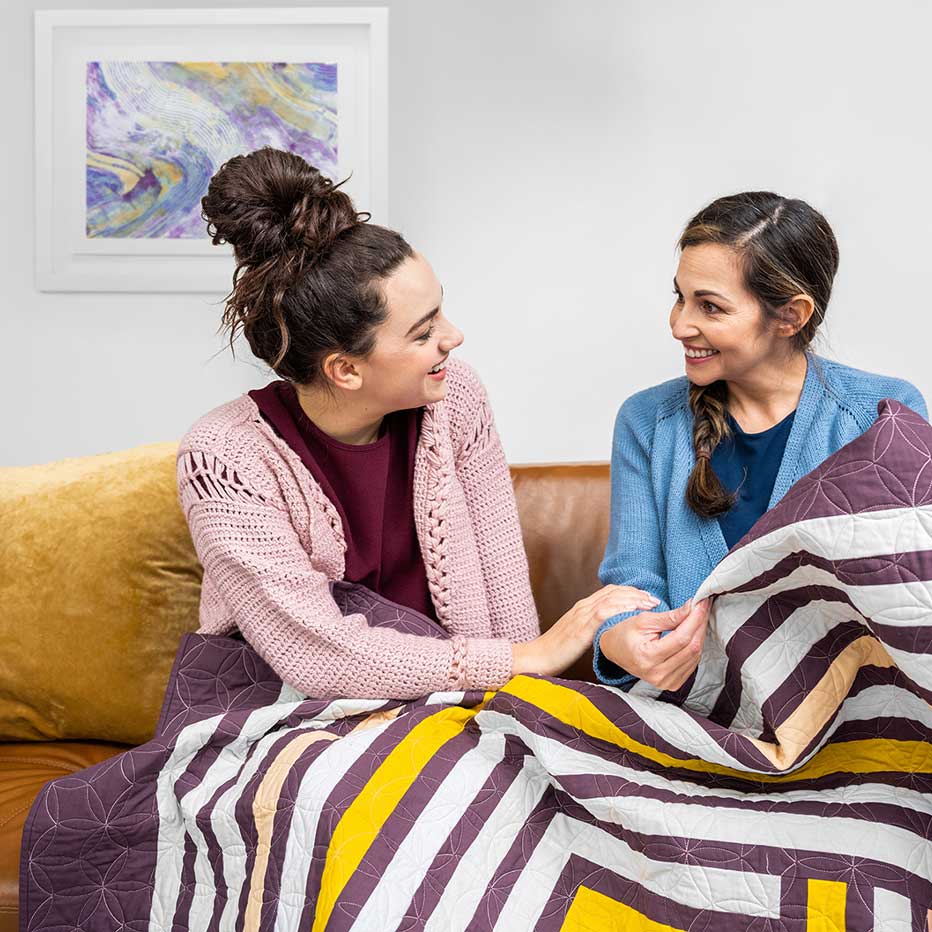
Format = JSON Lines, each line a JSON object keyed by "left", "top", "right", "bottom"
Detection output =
{"left": 709, "top": 565, "right": 932, "bottom": 645}
{"left": 729, "top": 598, "right": 864, "bottom": 736}
{"left": 194, "top": 717, "right": 336, "bottom": 932}
{"left": 202, "top": 698, "right": 388, "bottom": 932}
{"left": 148, "top": 684, "right": 308, "bottom": 932}
{"left": 580, "top": 793, "right": 932, "bottom": 883}
{"left": 694, "top": 506, "right": 932, "bottom": 604}
{"left": 480, "top": 706, "right": 932, "bottom": 816}
{"left": 492, "top": 814, "right": 782, "bottom": 929}
{"left": 273, "top": 718, "right": 393, "bottom": 931}
{"left": 425, "top": 690, "right": 467, "bottom": 705}
{"left": 347, "top": 731, "right": 507, "bottom": 932}
{"left": 799, "top": 580, "right": 932, "bottom": 632}
{"left": 700, "top": 564, "right": 932, "bottom": 662}
{"left": 424, "top": 754, "right": 551, "bottom": 932}
{"left": 148, "top": 711, "right": 226, "bottom": 932}
{"left": 568, "top": 692, "right": 773, "bottom": 772}
{"left": 838, "top": 683, "right": 932, "bottom": 729}
{"left": 878, "top": 643, "right": 932, "bottom": 689}
{"left": 279, "top": 683, "right": 307, "bottom": 703}
{"left": 873, "top": 887, "right": 913, "bottom": 931}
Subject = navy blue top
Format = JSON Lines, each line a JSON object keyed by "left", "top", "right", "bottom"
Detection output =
{"left": 712, "top": 409, "right": 796, "bottom": 550}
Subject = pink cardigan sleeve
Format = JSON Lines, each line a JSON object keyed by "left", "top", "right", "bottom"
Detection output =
{"left": 449, "top": 368, "right": 541, "bottom": 643}
{"left": 177, "top": 450, "right": 513, "bottom": 699}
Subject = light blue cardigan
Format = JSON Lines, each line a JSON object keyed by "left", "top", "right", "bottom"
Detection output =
{"left": 594, "top": 353, "right": 929, "bottom": 687}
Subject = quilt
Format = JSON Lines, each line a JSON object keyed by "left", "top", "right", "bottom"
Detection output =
{"left": 19, "top": 399, "right": 932, "bottom": 931}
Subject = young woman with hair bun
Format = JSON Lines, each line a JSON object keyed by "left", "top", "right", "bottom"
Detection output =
{"left": 178, "top": 147, "right": 654, "bottom": 700}
{"left": 595, "top": 191, "right": 928, "bottom": 692}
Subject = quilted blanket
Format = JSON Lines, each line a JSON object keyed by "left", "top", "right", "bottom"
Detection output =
{"left": 19, "top": 399, "right": 932, "bottom": 931}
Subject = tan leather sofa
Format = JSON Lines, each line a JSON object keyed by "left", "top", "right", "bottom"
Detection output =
{"left": 0, "top": 443, "right": 610, "bottom": 932}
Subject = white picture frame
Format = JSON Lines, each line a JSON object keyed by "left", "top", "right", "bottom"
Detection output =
{"left": 35, "top": 7, "right": 388, "bottom": 293}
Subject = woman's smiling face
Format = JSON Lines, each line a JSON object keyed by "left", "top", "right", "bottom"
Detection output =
{"left": 669, "top": 242, "right": 796, "bottom": 386}
{"left": 354, "top": 250, "right": 464, "bottom": 411}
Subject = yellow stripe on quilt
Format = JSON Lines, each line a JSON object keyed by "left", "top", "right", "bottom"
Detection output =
{"left": 560, "top": 886, "right": 686, "bottom": 931}
{"left": 807, "top": 879, "right": 847, "bottom": 932}
{"left": 312, "top": 697, "right": 492, "bottom": 931}
{"left": 502, "top": 676, "right": 932, "bottom": 783}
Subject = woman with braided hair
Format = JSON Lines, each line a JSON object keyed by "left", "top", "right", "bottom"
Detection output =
{"left": 595, "top": 191, "right": 928, "bottom": 691}
{"left": 178, "top": 146, "right": 655, "bottom": 700}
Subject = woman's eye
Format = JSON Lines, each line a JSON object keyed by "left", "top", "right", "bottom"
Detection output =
{"left": 672, "top": 290, "right": 718, "bottom": 313}
{"left": 416, "top": 326, "right": 435, "bottom": 343}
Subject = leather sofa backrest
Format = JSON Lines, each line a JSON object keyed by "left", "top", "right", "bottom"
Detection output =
{"left": 511, "top": 463, "right": 610, "bottom": 681}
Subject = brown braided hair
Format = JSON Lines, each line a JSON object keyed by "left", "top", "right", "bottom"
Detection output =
{"left": 680, "top": 192, "right": 839, "bottom": 518}
{"left": 201, "top": 147, "right": 413, "bottom": 382}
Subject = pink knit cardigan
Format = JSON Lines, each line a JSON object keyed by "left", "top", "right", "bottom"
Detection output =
{"left": 176, "top": 358, "right": 540, "bottom": 699}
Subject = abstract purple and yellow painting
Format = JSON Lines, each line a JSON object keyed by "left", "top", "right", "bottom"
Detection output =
{"left": 86, "top": 62, "right": 337, "bottom": 238}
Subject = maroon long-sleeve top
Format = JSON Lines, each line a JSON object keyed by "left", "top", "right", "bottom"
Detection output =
{"left": 248, "top": 380, "right": 437, "bottom": 620}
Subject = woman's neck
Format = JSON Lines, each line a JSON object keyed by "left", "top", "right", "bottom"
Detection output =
{"left": 293, "top": 383, "right": 385, "bottom": 445}
{"left": 725, "top": 352, "right": 808, "bottom": 433}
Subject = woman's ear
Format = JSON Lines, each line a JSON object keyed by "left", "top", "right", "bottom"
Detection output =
{"left": 776, "top": 294, "right": 815, "bottom": 337}
{"left": 322, "top": 352, "right": 363, "bottom": 391}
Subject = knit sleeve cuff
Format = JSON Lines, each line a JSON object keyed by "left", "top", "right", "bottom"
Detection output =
{"left": 455, "top": 636, "right": 514, "bottom": 691}
{"left": 593, "top": 611, "right": 640, "bottom": 689}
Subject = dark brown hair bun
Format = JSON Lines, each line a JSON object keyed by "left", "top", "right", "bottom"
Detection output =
{"left": 202, "top": 147, "right": 363, "bottom": 265}
{"left": 201, "top": 147, "right": 412, "bottom": 382}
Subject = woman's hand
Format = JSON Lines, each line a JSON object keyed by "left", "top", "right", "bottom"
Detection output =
{"left": 598, "top": 598, "right": 711, "bottom": 691}
{"left": 511, "top": 585, "right": 660, "bottom": 678}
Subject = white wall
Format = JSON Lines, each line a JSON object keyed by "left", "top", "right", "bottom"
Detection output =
{"left": 4, "top": 0, "right": 931, "bottom": 467}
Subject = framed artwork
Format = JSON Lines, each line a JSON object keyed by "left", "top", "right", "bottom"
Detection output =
{"left": 35, "top": 8, "right": 388, "bottom": 292}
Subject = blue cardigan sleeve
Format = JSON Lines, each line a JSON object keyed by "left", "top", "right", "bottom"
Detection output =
{"left": 852, "top": 368, "right": 928, "bottom": 421}
{"left": 593, "top": 393, "right": 672, "bottom": 687}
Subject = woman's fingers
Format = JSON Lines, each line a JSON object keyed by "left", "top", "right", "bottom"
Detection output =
{"left": 596, "top": 587, "right": 659, "bottom": 612}
{"left": 593, "top": 600, "right": 655, "bottom": 629}
{"left": 642, "top": 599, "right": 709, "bottom": 664}
{"left": 643, "top": 614, "right": 702, "bottom": 663}
{"left": 649, "top": 629, "right": 705, "bottom": 686}
{"left": 646, "top": 601, "right": 691, "bottom": 633}
{"left": 655, "top": 653, "right": 701, "bottom": 692}
{"left": 593, "top": 584, "right": 656, "bottom": 602}
{"left": 641, "top": 612, "right": 706, "bottom": 687}
{"left": 592, "top": 596, "right": 710, "bottom": 690}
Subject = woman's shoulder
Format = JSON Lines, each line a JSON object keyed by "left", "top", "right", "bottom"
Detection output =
{"left": 177, "top": 393, "right": 288, "bottom": 490}
{"left": 615, "top": 375, "right": 690, "bottom": 430}
{"left": 179, "top": 394, "right": 261, "bottom": 454}
{"left": 606, "top": 376, "right": 691, "bottom": 458}
{"left": 811, "top": 355, "right": 927, "bottom": 419}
